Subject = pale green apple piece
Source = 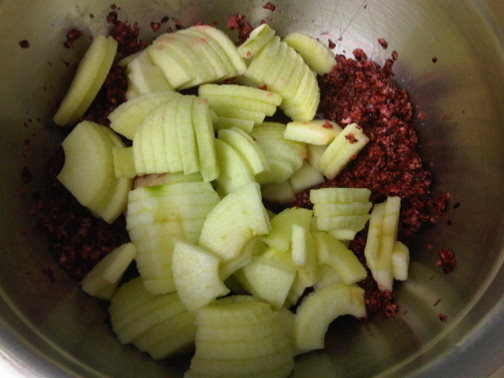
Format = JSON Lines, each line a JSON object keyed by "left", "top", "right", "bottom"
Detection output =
{"left": 213, "top": 117, "right": 255, "bottom": 133}
{"left": 392, "top": 241, "right": 410, "bottom": 281}
{"left": 328, "top": 229, "right": 358, "bottom": 240}
{"left": 210, "top": 106, "right": 266, "bottom": 124}
{"left": 131, "top": 111, "right": 151, "bottom": 175}
{"left": 256, "top": 159, "right": 296, "bottom": 185}
{"left": 128, "top": 181, "right": 216, "bottom": 202}
{"left": 174, "top": 97, "right": 199, "bottom": 174}
{"left": 313, "top": 232, "right": 367, "bottom": 284}
{"left": 112, "top": 147, "right": 136, "bottom": 178}
{"left": 133, "top": 310, "right": 196, "bottom": 360}
{"left": 283, "top": 32, "right": 336, "bottom": 74}
{"left": 192, "top": 98, "right": 219, "bottom": 182}
{"left": 195, "top": 300, "right": 274, "bottom": 327}
{"left": 199, "top": 182, "right": 271, "bottom": 261}
{"left": 290, "top": 162, "right": 325, "bottom": 193}
{"left": 219, "top": 236, "right": 261, "bottom": 280}
{"left": 54, "top": 35, "right": 117, "bottom": 126}
{"left": 214, "top": 139, "right": 254, "bottom": 195}
{"left": 313, "top": 202, "right": 373, "bottom": 217}
{"left": 318, "top": 123, "right": 370, "bottom": 179}
{"left": 172, "top": 241, "right": 230, "bottom": 313}
{"left": 286, "top": 275, "right": 307, "bottom": 307}
{"left": 218, "top": 128, "right": 269, "bottom": 175}
{"left": 95, "top": 175, "right": 132, "bottom": 225}
{"left": 261, "top": 180, "right": 296, "bottom": 204}
{"left": 204, "top": 95, "right": 277, "bottom": 116}
{"left": 309, "top": 187, "right": 372, "bottom": 204}
{"left": 109, "top": 91, "right": 178, "bottom": 139}
{"left": 262, "top": 39, "right": 290, "bottom": 89}
{"left": 148, "top": 46, "right": 193, "bottom": 88}
{"left": 199, "top": 83, "right": 282, "bottom": 106}
{"left": 284, "top": 120, "right": 341, "bottom": 145}
{"left": 364, "top": 202, "right": 385, "bottom": 274}
{"left": 238, "top": 23, "right": 276, "bottom": 58}
{"left": 263, "top": 207, "right": 313, "bottom": 252}
{"left": 295, "top": 229, "right": 321, "bottom": 289}
{"left": 316, "top": 214, "right": 370, "bottom": 232}
{"left": 57, "top": 121, "right": 128, "bottom": 223}
{"left": 294, "top": 283, "right": 366, "bottom": 353}
{"left": 244, "top": 36, "right": 281, "bottom": 84}
{"left": 119, "top": 51, "right": 141, "bottom": 67}
{"left": 282, "top": 66, "right": 320, "bottom": 122}
{"left": 138, "top": 104, "right": 167, "bottom": 173}
{"left": 181, "top": 27, "right": 236, "bottom": 79}
{"left": 291, "top": 224, "right": 310, "bottom": 266}
{"left": 191, "top": 25, "right": 247, "bottom": 75}
{"left": 307, "top": 143, "right": 326, "bottom": 170}
{"left": 270, "top": 45, "right": 298, "bottom": 93}
{"left": 281, "top": 55, "right": 305, "bottom": 100}
{"left": 235, "top": 248, "right": 296, "bottom": 308}
{"left": 81, "top": 243, "right": 137, "bottom": 300}
{"left": 162, "top": 100, "right": 184, "bottom": 173}
{"left": 315, "top": 265, "right": 343, "bottom": 289}
{"left": 196, "top": 321, "right": 283, "bottom": 343}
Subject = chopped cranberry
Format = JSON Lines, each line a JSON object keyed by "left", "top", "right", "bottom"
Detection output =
{"left": 63, "top": 29, "right": 83, "bottom": 48}
{"left": 436, "top": 249, "right": 456, "bottom": 274}
{"left": 19, "top": 40, "right": 30, "bottom": 48}
{"left": 378, "top": 38, "right": 388, "bottom": 49}
{"left": 263, "top": 2, "right": 276, "bottom": 11}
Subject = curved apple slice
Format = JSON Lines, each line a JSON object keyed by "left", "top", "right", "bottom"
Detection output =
{"left": 214, "top": 138, "right": 254, "bottom": 195}
{"left": 289, "top": 162, "right": 325, "bottom": 193}
{"left": 294, "top": 283, "right": 366, "bottom": 353}
{"left": 245, "top": 35, "right": 281, "bottom": 84}
{"left": 199, "top": 83, "right": 282, "bottom": 106}
{"left": 263, "top": 207, "right": 313, "bottom": 252}
{"left": 172, "top": 241, "right": 230, "bottom": 313}
{"left": 54, "top": 35, "right": 117, "bottom": 126}
{"left": 238, "top": 23, "right": 276, "bottom": 58}
{"left": 284, "top": 120, "right": 341, "bottom": 145}
{"left": 261, "top": 180, "right": 296, "bottom": 204}
{"left": 310, "top": 187, "right": 372, "bottom": 204}
{"left": 283, "top": 32, "right": 336, "bottom": 74}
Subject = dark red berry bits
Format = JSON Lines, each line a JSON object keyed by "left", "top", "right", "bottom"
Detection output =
{"left": 64, "top": 29, "right": 83, "bottom": 48}
{"left": 19, "top": 40, "right": 30, "bottom": 48}
{"left": 436, "top": 249, "right": 456, "bottom": 274}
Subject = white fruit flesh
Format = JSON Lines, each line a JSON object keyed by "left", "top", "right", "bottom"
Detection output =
{"left": 291, "top": 224, "right": 309, "bottom": 266}
{"left": 313, "top": 232, "right": 367, "bottom": 284}
{"left": 213, "top": 117, "right": 255, "bottom": 133}
{"left": 176, "top": 97, "right": 200, "bottom": 174}
{"left": 294, "top": 283, "right": 366, "bottom": 353}
{"left": 192, "top": 98, "right": 219, "bottom": 182}
{"left": 210, "top": 106, "right": 266, "bottom": 124}
{"left": 263, "top": 207, "right": 313, "bottom": 252}
{"left": 214, "top": 139, "right": 254, "bottom": 195}
{"left": 148, "top": 44, "right": 193, "bottom": 88}
{"left": 284, "top": 120, "right": 341, "bottom": 145}
{"left": 313, "top": 202, "right": 373, "bottom": 217}
{"left": 245, "top": 36, "right": 281, "bottom": 85}
{"left": 109, "top": 91, "right": 178, "bottom": 139}
{"left": 54, "top": 35, "right": 117, "bottom": 126}
{"left": 318, "top": 123, "right": 370, "bottom": 179}
{"left": 199, "top": 182, "right": 271, "bottom": 262}
{"left": 218, "top": 128, "right": 269, "bottom": 175}
{"left": 392, "top": 241, "right": 410, "bottom": 281}
{"left": 172, "top": 241, "right": 229, "bottom": 312}
{"left": 57, "top": 121, "right": 130, "bottom": 223}
{"left": 199, "top": 84, "right": 282, "bottom": 106}
{"left": 315, "top": 265, "right": 343, "bottom": 289}
{"left": 81, "top": 243, "right": 137, "bottom": 300}
{"left": 204, "top": 95, "right": 277, "bottom": 116}
{"left": 283, "top": 32, "right": 335, "bottom": 74}
{"left": 307, "top": 144, "right": 326, "bottom": 170}
{"left": 310, "top": 187, "right": 372, "bottom": 204}
{"left": 289, "top": 162, "right": 325, "bottom": 193}
{"left": 238, "top": 23, "right": 276, "bottom": 58}
{"left": 261, "top": 181, "right": 296, "bottom": 204}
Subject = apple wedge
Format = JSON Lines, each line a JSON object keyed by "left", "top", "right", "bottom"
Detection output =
{"left": 294, "top": 283, "right": 366, "bottom": 353}
{"left": 263, "top": 207, "right": 313, "bottom": 252}
{"left": 261, "top": 180, "right": 296, "bottom": 204}
{"left": 283, "top": 32, "right": 336, "bottom": 74}
{"left": 54, "top": 35, "right": 117, "bottom": 126}
{"left": 238, "top": 23, "right": 276, "bottom": 58}
{"left": 172, "top": 241, "right": 229, "bottom": 313}
{"left": 214, "top": 138, "right": 254, "bottom": 195}
{"left": 112, "top": 147, "right": 136, "bottom": 178}
{"left": 289, "top": 162, "right": 325, "bottom": 193}
{"left": 284, "top": 120, "right": 341, "bottom": 145}
{"left": 392, "top": 241, "right": 410, "bottom": 281}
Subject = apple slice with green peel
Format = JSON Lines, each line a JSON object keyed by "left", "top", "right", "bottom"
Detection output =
{"left": 199, "top": 84, "right": 282, "bottom": 106}
{"left": 310, "top": 187, "right": 372, "bottom": 204}
{"left": 284, "top": 120, "right": 341, "bottom": 145}
{"left": 307, "top": 144, "right": 326, "bottom": 170}
{"left": 81, "top": 243, "right": 137, "bottom": 300}
{"left": 244, "top": 36, "right": 281, "bottom": 85}
{"left": 125, "top": 48, "right": 174, "bottom": 98}
{"left": 133, "top": 310, "right": 196, "bottom": 360}
{"left": 290, "top": 162, "right": 325, "bottom": 193}
{"left": 213, "top": 117, "right": 255, "bottom": 133}
{"left": 238, "top": 23, "right": 276, "bottom": 58}
{"left": 57, "top": 121, "right": 130, "bottom": 223}
{"left": 172, "top": 241, "right": 230, "bottom": 313}
{"left": 54, "top": 35, "right": 117, "bottom": 126}
{"left": 192, "top": 98, "right": 219, "bottom": 182}
{"left": 199, "top": 182, "right": 271, "bottom": 262}
{"left": 112, "top": 147, "right": 136, "bottom": 178}
{"left": 315, "top": 265, "right": 343, "bottom": 289}
{"left": 294, "top": 283, "right": 366, "bottom": 353}
{"left": 261, "top": 180, "right": 296, "bottom": 204}
{"left": 318, "top": 123, "right": 370, "bottom": 179}
{"left": 313, "top": 232, "right": 367, "bottom": 284}
{"left": 109, "top": 91, "right": 179, "bottom": 139}
{"left": 235, "top": 248, "right": 296, "bottom": 308}
{"left": 210, "top": 106, "right": 266, "bottom": 124}
{"left": 283, "top": 32, "right": 335, "bottom": 74}
{"left": 218, "top": 128, "right": 269, "bottom": 175}
{"left": 392, "top": 241, "right": 410, "bottom": 281}
{"left": 214, "top": 139, "right": 254, "bottom": 195}
{"left": 263, "top": 207, "right": 313, "bottom": 252}
{"left": 135, "top": 103, "right": 166, "bottom": 173}
{"left": 191, "top": 25, "right": 247, "bottom": 75}
{"left": 204, "top": 95, "right": 277, "bottom": 116}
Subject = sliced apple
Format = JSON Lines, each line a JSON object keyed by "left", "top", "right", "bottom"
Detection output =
{"left": 263, "top": 207, "right": 313, "bottom": 252}
{"left": 213, "top": 117, "right": 255, "bottom": 133}
{"left": 307, "top": 144, "right": 326, "bottom": 170}
{"left": 54, "top": 35, "right": 117, "bottom": 126}
{"left": 289, "top": 162, "right": 325, "bottom": 193}
{"left": 392, "top": 241, "right": 410, "bottom": 281}
{"left": 284, "top": 120, "right": 341, "bottom": 145}
{"left": 204, "top": 95, "right": 277, "bottom": 116}
{"left": 245, "top": 36, "right": 281, "bottom": 85}
{"left": 310, "top": 187, "right": 372, "bottom": 204}
{"left": 214, "top": 138, "right": 254, "bottom": 195}
{"left": 294, "top": 283, "right": 366, "bottom": 353}
{"left": 238, "top": 23, "right": 276, "bottom": 58}
{"left": 172, "top": 241, "right": 229, "bottom": 313}
{"left": 192, "top": 97, "right": 219, "bottom": 182}
{"left": 283, "top": 32, "right": 335, "bottom": 74}
{"left": 112, "top": 147, "right": 136, "bottom": 178}
{"left": 199, "top": 83, "right": 282, "bottom": 106}
{"left": 210, "top": 106, "right": 266, "bottom": 124}
{"left": 81, "top": 243, "right": 137, "bottom": 300}
{"left": 261, "top": 180, "right": 296, "bottom": 204}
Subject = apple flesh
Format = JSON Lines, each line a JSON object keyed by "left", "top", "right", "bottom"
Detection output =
{"left": 238, "top": 23, "right": 276, "bottom": 59}
{"left": 283, "top": 32, "right": 335, "bottom": 74}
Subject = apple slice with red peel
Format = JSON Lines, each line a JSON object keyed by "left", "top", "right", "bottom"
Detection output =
{"left": 294, "top": 283, "right": 366, "bottom": 353}
{"left": 283, "top": 32, "right": 336, "bottom": 74}
{"left": 172, "top": 240, "right": 230, "bottom": 313}
{"left": 54, "top": 35, "right": 117, "bottom": 126}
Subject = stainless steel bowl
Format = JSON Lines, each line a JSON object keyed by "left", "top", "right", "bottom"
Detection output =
{"left": 0, "top": 0, "right": 503, "bottom": 376}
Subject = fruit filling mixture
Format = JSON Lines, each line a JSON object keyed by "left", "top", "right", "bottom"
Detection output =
{"left": 36, "top": 7, "right": 450, "bottom": 377}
